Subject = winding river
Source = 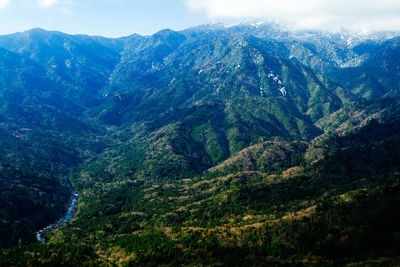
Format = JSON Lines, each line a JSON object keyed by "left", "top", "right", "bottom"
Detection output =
{"left": 36, "top": 187, "right": 79, "bottom": 244}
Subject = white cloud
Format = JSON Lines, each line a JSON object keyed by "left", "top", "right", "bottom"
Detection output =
{"left": 184, "top": 0, "right": 400, "bottom": 32}
{"left": 0, "top": 0, "right": 10, "bottom": 9}
{"left": 37, "top": 0, "right": 58, "bottom": 7}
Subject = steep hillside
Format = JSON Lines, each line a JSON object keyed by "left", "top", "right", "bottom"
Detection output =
{"left": 3, "top": 100, "right": 400, "bottom": 265}
{"left": 0, "top": 29, "right": 124, "bottom": 111}
{"left": 0, "top": 164, "right": 71, "bottom": 248}
{"left": 0, "top": 24, "right": 400, "bottom": 265}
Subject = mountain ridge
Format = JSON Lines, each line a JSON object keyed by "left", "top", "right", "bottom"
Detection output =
{"left": 1, "top": 24, "right": 400, "bottom": 265}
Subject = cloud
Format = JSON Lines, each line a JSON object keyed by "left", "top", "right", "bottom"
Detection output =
{"left": 0, "top": 0, "right": 10, "bottom": 9}
{"left": 36, "top": 0, "right": 76, "bottom": 12}
{"left": 184, "top": 0, "right": 400, "bottom": 32}
{"left": 37, "top": 0, "right": 59, "bottom": 7}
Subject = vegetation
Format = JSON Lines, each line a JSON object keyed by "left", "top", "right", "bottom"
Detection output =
{"left": 1, "top": 25, "right": 400, "bottom": 265}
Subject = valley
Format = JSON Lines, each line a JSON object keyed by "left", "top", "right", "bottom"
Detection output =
{"left": 36, "top": 175, "right": 79, "bottom": 244}
{"left": 1, "top": 23, "right": 400, "bottom": 265}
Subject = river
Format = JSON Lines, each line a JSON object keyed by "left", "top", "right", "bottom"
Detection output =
{"left": 36, "top": 187, "right": 79, "bottom": 244}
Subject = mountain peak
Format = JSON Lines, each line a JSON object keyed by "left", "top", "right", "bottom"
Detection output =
{"left": 26, "top": 27, "right": 47, "bottom": 33}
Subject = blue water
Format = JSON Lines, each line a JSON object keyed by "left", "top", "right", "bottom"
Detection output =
{"left": 36, "top": 191, "right": 79, "bottom": 244}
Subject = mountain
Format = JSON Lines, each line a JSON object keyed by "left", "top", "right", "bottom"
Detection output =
{"left": 0, "top": 24, "right": 400, "bottom": 265}
{"left": 0, "top": 28, "right": 124, "bottom": 113}
{"left": 328, "top": 37, "right": 400, "bottom": 100}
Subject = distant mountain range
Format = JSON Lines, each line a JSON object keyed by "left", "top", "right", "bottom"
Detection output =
{"left": 1, "top": 24, "right": 400, "bottom": 265}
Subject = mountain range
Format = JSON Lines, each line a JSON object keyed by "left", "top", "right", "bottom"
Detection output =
{"left": 1, "top": 23, "right": 400, "bottom": 265}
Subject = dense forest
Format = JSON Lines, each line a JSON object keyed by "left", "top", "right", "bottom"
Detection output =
{"left": 1, "top": 24, "right": 400, "bottom": 265}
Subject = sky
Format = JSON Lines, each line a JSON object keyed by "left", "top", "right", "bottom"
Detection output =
{"left": 0, "top": 0, "right": 212, "bottom": 37}
{"left": 0, "top": 0, "right": 400, "bottom": 37}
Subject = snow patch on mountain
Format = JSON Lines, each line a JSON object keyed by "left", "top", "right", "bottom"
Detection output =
{"left": 267, "top": 72, "right": 287, "bottom": 96}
